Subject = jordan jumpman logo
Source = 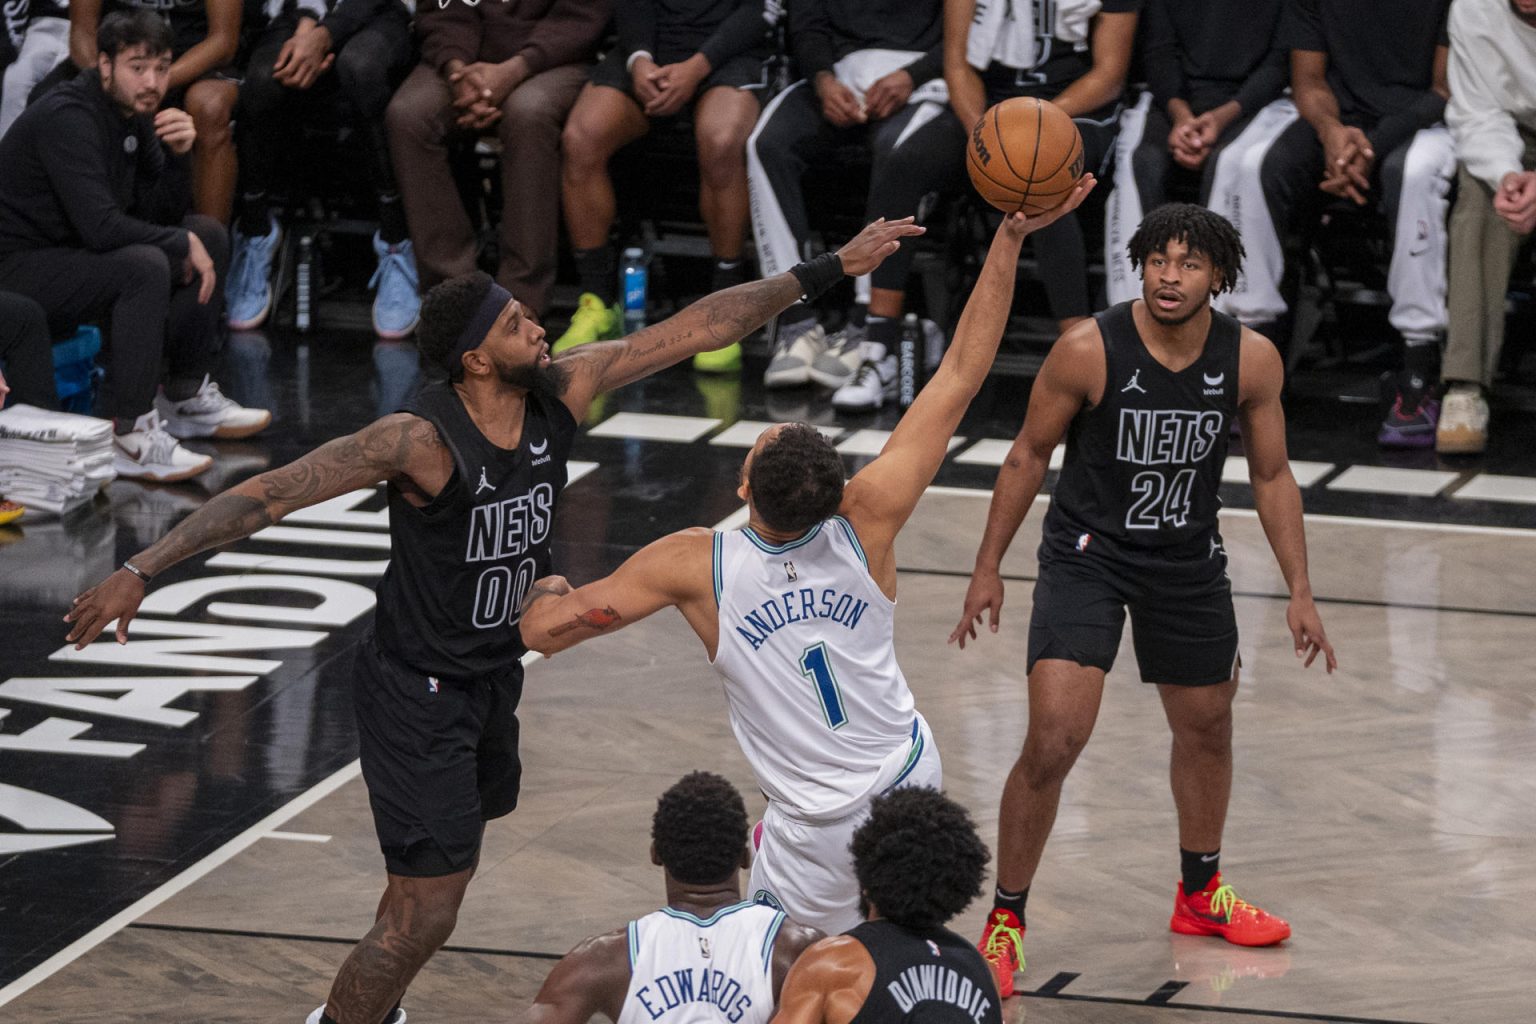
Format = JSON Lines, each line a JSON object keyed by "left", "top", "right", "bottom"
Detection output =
{"left": 1121, "top": 369, "right": 1146, "bottom": 394}
{"left": 475, "top": 466, "right": 494, "bottom": 495}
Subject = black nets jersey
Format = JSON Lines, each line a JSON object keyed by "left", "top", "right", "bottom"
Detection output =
{"left": 372, "top": 381, "right": 577, "bottom": 680}
{"left": 846, "top": 920, "right": 1002, "bottom": 1024}
{"left": 1042, "top": 301, "right": 1240, "bottom": 564}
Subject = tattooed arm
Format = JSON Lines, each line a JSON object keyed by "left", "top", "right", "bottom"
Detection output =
{"left": 64, "top": 414, "right": 447, "bottom": 648}
{"left": 553, "top": 217, "right": 926, "bottom": 421}
{"left": 519, "top": 528, "right": 715, "bottom": 657}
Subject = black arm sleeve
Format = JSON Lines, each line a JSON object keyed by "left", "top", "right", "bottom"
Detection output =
{"left": 1231, "top": 44, "right": 1287, "bottom": 115}
{"left": 615, "top": 0, "right": 656, "bottom": 59}
{"left": 900, "top": 39, "right": 943, "bottom": 87}
{"left": 698, "top": 0, "right": 768, "bottom": 69}
{"left": 1142, "top": 0, "right": 1184, "bottom": 113}
{"left": 134, "top": 140, "right": 192, "bottom": 230}
{"left": 41, "top": 109, "right": 189, "bottom": 260}
{"left": 788, "top": 0, "right": 836, "bottom": 79}
{"left": 322, "top": 0, "right": 399, "bottom": 50}
{"left": 1366, "top": 89, "right": 1447, "bottom": 157}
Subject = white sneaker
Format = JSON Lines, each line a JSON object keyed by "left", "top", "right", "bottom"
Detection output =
{"left": 306, "top": 1006, "right": 405, "bottom": 1024}
{"left": 1435, "top": 384, "right": 1489, "bottom": 455}
{"left": 155, "top": 375, "right": 273, "bottom": 439}
{"left": 764, "top": 321, "right": 827, "bottom": 388}
{"left": 832, "top": 349, "right": 898, "bottom": 411}
{"left": 113, "top": 410, "right": 213, "bottom": 482}
{"left": 808, "top": 323, "right": 867, "bottom": 389}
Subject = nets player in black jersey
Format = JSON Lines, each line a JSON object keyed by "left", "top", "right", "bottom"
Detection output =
{"left": 61, "top": 215, "right": 920, "bottom": 1024}
{"left": 513, "top": 772, "right": 822, "bottom": 1024}
{"left": 948, "top": 204, "right": 1336, "bottom": 996}
{"left": 772, "top": 787, "right": 1000, "bottom": 1024}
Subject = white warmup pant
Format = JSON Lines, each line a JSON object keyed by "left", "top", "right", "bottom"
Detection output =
{"left": 747, "top": 715, "right": 942, "bottom": 935}
{"left": 0, "top": 17, "right": 69, "bottom": 138}
{"left": 1208, "top": 99, "right": 1301, "bottom": 325}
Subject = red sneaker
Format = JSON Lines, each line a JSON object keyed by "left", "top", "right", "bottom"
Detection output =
{"left": 1170, "top": 874, "right": 1291, "bottom": 947}
{"left": 976, "top": 908, "right": 1025, "bottom": 997}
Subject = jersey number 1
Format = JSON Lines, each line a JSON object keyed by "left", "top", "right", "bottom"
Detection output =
{"left": 799, "top": 643, "right": 849, "bottom": 730}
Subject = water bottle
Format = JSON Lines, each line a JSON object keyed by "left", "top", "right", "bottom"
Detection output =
{"left": 898, "top": 313, "right": 920, "bottom": 408}
{"left": 621, "top": 247, "right": 648, "bottom": 334}
{"left": 296, "top": 235, "right": 313, "bottom": 333}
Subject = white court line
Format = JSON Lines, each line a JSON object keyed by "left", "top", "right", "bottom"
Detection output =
{"left": 0, "top": 648, "right": 543, "bottom": 1009}
{"left": 264, "top": 831, "right": 332, "bottom": 843}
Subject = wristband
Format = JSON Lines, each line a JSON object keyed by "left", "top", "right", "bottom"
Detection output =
{"left": 789, "top": 252, "right": 843, "bottom": 302}
{"left": 122, "top": 561, "right": 152, "bottom": 584}
{"left": 625, "top": 50, "right": 655, "bottom": 74}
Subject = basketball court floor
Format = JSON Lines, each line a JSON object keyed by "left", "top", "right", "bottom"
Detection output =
{"left": 1, "top": 330, "right": 1533, "bottom": 1023}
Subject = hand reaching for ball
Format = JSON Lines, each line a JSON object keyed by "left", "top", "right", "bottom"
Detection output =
{"left": 997, "top": 174, "right": 1097, "bottom": 239}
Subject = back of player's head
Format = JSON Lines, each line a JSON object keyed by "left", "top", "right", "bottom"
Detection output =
{"left": 98, "top": 10, "right": 174, "bottom": 60}
{"left": 1127, "top": 202, "right": 1245, "bottom": 294}
{"left": 418, "top": 271, "right": 496, "bottom": 381}
{"left": 748, "top": 423, "right": 844, "bottom": 534}
{"left": 851, "top": 787, "right": 988, "bottom": 930}
{"left": 652, "top": 772, "right": 749, "bottom": 886}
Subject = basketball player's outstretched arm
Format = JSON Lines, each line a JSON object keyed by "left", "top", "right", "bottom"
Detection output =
{"left": 840, "top": 178, "right": 1096, "bottom": 565}
{"left": 1239, "top": 332, "right": 1337, "bottom": 672}
{"left": 947, "top": 320, "right": 1103, "bottom": 649}
{"left": 553, "top": 218, "right": 927, "bottom": 420}
{"left": 513, "top": 930, "right": 631, "bottom": 1024}
{"left": 63, "top": 413, "right": 449, "bottom": 648}
{"left": 518, "top": 528, "right": 718, "bottom": 657}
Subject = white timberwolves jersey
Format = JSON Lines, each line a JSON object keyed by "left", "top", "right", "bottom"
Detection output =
{"left": 712, "top": 517, "right": 922, "bottom": 822}
{"left": 617, "top": 902, "right": 786, "bottom": 1024}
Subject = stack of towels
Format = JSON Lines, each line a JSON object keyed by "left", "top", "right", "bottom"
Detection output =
{"left": 0, "top": 405, "right": 116, "bottom": 516}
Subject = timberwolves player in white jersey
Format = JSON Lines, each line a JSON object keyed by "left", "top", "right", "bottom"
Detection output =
{"left": 516, "top": 773, "right": 820, "bottom": 1024}
{"left": 949, "top": 204, "right": 1337, "bottom": 996}
{"left": 520, "top": 178, "right": 1096, "bottom": 933}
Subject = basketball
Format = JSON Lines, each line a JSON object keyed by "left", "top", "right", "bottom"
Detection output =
{"left": 966, "top": 97, "right": 1084, "bottom": 215}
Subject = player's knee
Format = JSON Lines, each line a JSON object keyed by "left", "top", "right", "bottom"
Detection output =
{"left": 1018, "top": 731, "right": 1088, "bottom": 787}
{"left": 1172, "top": 702, "right": 1233, "bottom": 754}
{"left": 561, "top": 117, "right": 606, "bottom": 172}
{"left": 695, "top": 120, "right": 749, "bottom": 173}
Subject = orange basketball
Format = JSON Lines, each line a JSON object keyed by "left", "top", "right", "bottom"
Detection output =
{"left": 966, "top": 97, "right": 1084, "bottom": 215}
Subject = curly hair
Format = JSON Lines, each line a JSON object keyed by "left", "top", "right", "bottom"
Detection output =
{"left": 652, "top": 772, "right": 750, "bottom": 886}
{"left": 417, "top": 272, "right": 495, "bottom": 381}
{"left": 850, "top": 788, "right": 988, "bottom": 930}
{"left": 1127, "top": 202, "right": 1245, "bottom": 295}
{"left": 748, "top": 424, "right": 845, "bottom": 534}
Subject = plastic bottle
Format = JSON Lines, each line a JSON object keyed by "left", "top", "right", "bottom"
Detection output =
{"left": 296, "top": 235, "right": 313, "bottom": 333}
{"left": 621, "top": 247, "right": 648, "bottom": 334}
{"left": 898, "top": 312, "right": 920, "bottom": 408}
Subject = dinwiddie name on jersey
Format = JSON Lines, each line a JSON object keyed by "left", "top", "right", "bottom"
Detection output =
{"left": 1115, "top": 409, "right": 1223, "bottom": 466}
{"left": 465, "top": 481, "right": 555, "bottom": 563}
{"left": 633, "top": 966, "right": 755, "bottom": 1022}
{"left": 732, "top": 587, "right": 869, "bottom": 652}
{"left": 885, "top": 963, "right": 994, "bottom": 1024}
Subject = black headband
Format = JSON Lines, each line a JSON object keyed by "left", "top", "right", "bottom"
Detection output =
{"left": 452, "top": 282, "right": 515, "bottom": 363}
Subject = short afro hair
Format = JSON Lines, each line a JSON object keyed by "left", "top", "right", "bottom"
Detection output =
{"left": 652, "top": 772, "right": 749, "bottom": 886}
{"left": 1127, "top": 202, "right": 1245, "bottom": 295}
{"left": 851, "top": 787, "right": 988, "bottom": 930}
{"left": 748, "top": 423, "right": 844, "bottom": 534}
{"left": 98, "top": 10, "right": 174, "bottom": 60}
{"left": 417, "top": 271, "right": 495, "bottom": 381}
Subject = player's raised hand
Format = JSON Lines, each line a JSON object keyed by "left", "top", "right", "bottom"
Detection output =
{"left": 948, "top": 568, "right": 1005, "bottom": 650}
{"left": 834, "top": 217, "right": 926, "bottom": 276}
{"left": 63, "top": 569, "right": 146, "bottom": 649}
{"left": 1286, "top": 594, "right": 1336, "bottom": 673}
{"left": 998, "top": 174, "right": 1097, "bottom": 240}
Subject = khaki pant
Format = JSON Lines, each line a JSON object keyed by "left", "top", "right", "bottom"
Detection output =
{"left": 1443, "top": 132, "right": 1536, "bottom": 388}
{"left": 386, "top": 62, "right": 587, "bottom": 317}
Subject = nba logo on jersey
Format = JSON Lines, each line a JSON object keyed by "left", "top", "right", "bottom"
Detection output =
{"left": 1076, "top": 533, "right": 1091, "bottom": 552}
{"left": 926, "top": 940, "right": 941, "bottom": 957}
{"left": 698, "top": 937, "right": 711, "bottom": 959}
{"left": 427, "top": 677, "right": 440, "bottom": 694}
{"left": 784, "top": 561, "right": 797, "bottom": 582}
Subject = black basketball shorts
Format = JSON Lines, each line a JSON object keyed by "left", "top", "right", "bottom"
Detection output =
{"left": 588, "top": 48, "right": 769, "bottom": 109}
{"left": 352, "top": 636, "right": 523, "bottom": 876}
{"left": 1026, "top": 546, "right": 1239, "bottom": 686}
